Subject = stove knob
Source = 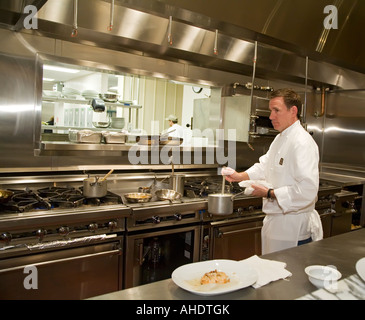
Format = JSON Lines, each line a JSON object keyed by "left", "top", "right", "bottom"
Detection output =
{"left": 58, "top": 226, "right": 70, "bottom": 236}
{"left": 330, "top": 196, "right": 337, "bottom": 205}
{"left": 108, "top": 221, "right": 118, "bottom": 230}
{"left": 35, "top": 229, "right": 47, "bottom": 241}
{"left": 174, "top": 213, "right": 182, "bottom": 221}
{"left": 152, "top": 216, "right": 161, "bottom": 224}
{"left": 237, "top": 207, "right": 244, "bottom": 215}
{"left": 248, "top": 206, "right": 255, "bottom": 212}
{"left": 88, "top": 223, "right": 98, "bottom": 232}
{"left": 0, "top": 232, "right": 12, "bottom": 245}
{"left": 343, "top": 201, "right": 355, "bottom": 209}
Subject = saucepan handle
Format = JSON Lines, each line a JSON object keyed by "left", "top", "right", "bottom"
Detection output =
{"left": 231, "top": 190, "right": 245, "bottom": 200}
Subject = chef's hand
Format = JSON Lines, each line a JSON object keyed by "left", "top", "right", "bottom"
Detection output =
{"left": 221, "top": 167, "right": 235, "bottom": 176}
{"left": 251, "top": 184, "right": 273, "bottom": 199}
{"left": 221, "top": 167, "right": 242, "bottom": 183}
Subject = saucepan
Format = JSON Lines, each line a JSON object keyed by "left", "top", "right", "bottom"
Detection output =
{"left": 83, "top": 169, "right": 113, "bottom": 198}
{"left": 208, "top": 191, "right": 245, "bottom": 215}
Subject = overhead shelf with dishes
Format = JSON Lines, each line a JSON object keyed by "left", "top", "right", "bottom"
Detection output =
{"left": 40, "top": 84, "right": 192, "bottom": 156}
{"left": 41, "top": 67, "right": 143, "bottom": 132}
{"left": 42, "top": 90, "right": 142, "bottom": 109}
{"left": 36, "top": 128, "right": 213, "bottom": 157}
{"left": 39, "top": 93, "right": 192, "bottom": 156}
{"left": 38, "top": 61, "right": 217, "bottom": 158}
{"left": 40, "top": 87, "right": 143, "bottom": 153}
{"left": 42, "top": 93, "right": 142, "bottom": 109}
{"left": 35, "top": 137, "right": 203, "bottom": 157}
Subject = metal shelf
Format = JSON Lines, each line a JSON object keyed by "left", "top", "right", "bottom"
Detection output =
{"left": 42, "top": 96, "right": 142, "bottom": 109}
{"left": 40, "top": 141, "right": 132, "bottom": 152}
{"left": 35, "top": 141, "right": 219, "bottom": 157}
{"left": 41, "top": 125, "right": 126, "bottom": 132}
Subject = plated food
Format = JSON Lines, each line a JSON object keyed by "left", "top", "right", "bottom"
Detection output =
{"left": 200, "top": 269, "right": 230, "bottom": 285}
{"left": 171, "top": 259, "right": 258, "bottom": 296}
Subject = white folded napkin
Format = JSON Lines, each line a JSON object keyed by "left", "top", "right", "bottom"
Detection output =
{"left": 238, "top": 180, "right": 273, "bottom": 196}
{"left": 239, "top": 255, "right": 292, "bottom": 288}
{"left": 308, "top": 210, "right": 323, "bottom": 241}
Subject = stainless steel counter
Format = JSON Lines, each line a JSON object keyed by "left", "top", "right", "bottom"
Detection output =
{"left": 89, "top": 228, "right": 365, "bottom": 300}
{"left": 320, "top": 172, "right": 365, "bottom": 187}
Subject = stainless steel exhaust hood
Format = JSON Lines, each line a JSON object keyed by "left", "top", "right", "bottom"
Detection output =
{"left": 1, "top": 0, "right": 365, "bottom": 88}
{"left": 0, "top": 0, "right": 48, "bottom": 31}
{"left": 133, "top": 0, "right": 365, "bottom": 75}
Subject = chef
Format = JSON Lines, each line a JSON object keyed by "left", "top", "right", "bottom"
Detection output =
{"left": 165, "top": 114, "right": 184, "bottom": 138}
{"left": 222, "top": 88, "right": 323, "bottom": 254}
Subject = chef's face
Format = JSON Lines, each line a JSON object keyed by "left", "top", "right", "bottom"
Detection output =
{"left": 269, "top": 97, "right": 298, "bottom": 132}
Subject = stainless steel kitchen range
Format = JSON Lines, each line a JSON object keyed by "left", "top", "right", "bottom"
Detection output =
{"left": 0, "top": 0, "right": 364, "bottom": 301}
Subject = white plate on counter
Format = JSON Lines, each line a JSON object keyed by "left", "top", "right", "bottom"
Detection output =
{"left": 356, "top": 257, "right": 365, "bottom": 282}
{"left": 171, "top": 259, "right": 257, "bottom": 296}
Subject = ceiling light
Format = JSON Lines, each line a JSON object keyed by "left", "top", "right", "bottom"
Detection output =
{"left": 43, "top": 77, "right": 55, "bottom": 82}
{"left": 43, "top": 65, "right": 80, "bottom": 73}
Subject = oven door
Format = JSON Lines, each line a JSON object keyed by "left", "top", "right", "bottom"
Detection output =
{"left": 0, "top": 235, "right": 123, "bottom": 300}
{"left": 208, "top": 217, "right": 264, "bottom": 261}
{"left": 331, "top": 208, "right": 355, "bottom": 236}
{"left": 124, "top": 225, "right": 200, "bottom": 289}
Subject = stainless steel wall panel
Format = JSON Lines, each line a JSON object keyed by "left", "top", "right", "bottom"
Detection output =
{"left": 304, "top": 91, "right": 326, "bottom": 162}
{"left": 0, "top": 52, "right": 51, "bottom": 171}
{"left": 322, "top": 92, "right": 365, "bottom": 168}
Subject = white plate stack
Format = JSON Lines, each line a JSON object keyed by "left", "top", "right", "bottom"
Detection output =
{"left": 43, "top": 90, "right": 62, "bottom": 98}
{"left": 82, "top": 89, "right": 99, "bottom": 100}
{"left": 62, "top": 87, "right": 81, "bottom": 99}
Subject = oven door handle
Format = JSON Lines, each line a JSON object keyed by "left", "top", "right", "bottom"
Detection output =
{"left": 333, "top": 208, "right": 357, "bottom": 217}
{"left": 26, "top": 234, "right": 118, "bottom": 250}
{"left": 0, "top": 234, "right": 118, "bottom": 252}
{"left": 138, "top": 243, "right": 151, "bottom": 266}
{"left": 216, "top": 226, "right": 262, "bottom": 238}
{"left": 0, "top": 248, "right": 122, "bottom": 273}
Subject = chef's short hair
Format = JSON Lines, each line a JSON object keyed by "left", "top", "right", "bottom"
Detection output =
{"left": 270, "top": 88, "right": 302, "bottom": 120}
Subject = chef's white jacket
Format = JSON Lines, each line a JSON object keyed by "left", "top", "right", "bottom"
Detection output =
{"left": 246, "top": 120, "right": 323, "bottom": 254}
{"left": 167, "top": 123, "right": 184, "bottom": 138}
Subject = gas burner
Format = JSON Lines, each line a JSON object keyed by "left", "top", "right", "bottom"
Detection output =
{"left": 37, "top": 186, "right": 82, "bottom": 198}
{"left": 0, "top": 189, "right": 52, "bottom": 212}
{"left": 184, "top": 178, "right": 243, "bottom": 198}
{"left": 79, "top": 189, "right": 123, "bottom": 206}
{"left": 38, "top": 187, "right": 85, "bottom": 208}
{"left": 0, "top": 187, "right": 123, "bottom": 213}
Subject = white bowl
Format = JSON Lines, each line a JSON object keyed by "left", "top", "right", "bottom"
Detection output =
{"left": 304, "top": 265, "right": 342, "bottom": 289}
{"left": 111, "top": 117, "right": 125, "bottom": 129}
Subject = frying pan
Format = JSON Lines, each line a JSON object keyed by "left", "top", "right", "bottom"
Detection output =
{"left": 124, "top": 193, "right": 152, "bottom": 203}
{"left": 155, "top": 189, "right": 182, "bottom": 202}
